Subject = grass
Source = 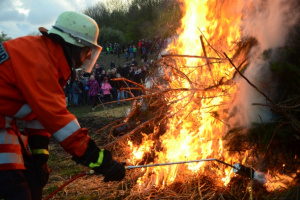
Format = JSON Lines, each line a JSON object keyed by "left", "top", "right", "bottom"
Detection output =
{"left": 96, "top": 51, "right": 154, "bottom": 69}
{"left": 97, "top": 52, "right": 128, "bottom": 68}
{"left": 67, "top": 103, "right": 131, "bottom": 118}
{"left": 67, "top": 105, "right": 92, "bottom": 117}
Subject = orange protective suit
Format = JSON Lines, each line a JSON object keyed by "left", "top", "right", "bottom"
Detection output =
{"left": 0, "top": 35, "right": 90, "bottom": 170}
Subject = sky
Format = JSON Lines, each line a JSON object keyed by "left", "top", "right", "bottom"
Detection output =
{"left": 0, "top": 0, "right": 107, "bottom": 39}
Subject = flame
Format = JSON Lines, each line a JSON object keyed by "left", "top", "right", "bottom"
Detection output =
{"left": 265, "top": 172, "right": 297, "bottom": 191}
{"left": 127, "top": 133, "right": 154, "bottom": 164}
{"left": 126, "top": 0, "right": 297, "bottom": 191}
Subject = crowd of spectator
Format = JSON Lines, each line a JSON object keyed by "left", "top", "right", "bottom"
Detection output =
{"left": 104, "top": 37, "right": 169, "bottom": 60}
{"left": 63, "top": 37, "right": 167, "bottom": 111}
{"left": 63, "top": 58, "right": 152, "bottom": 111}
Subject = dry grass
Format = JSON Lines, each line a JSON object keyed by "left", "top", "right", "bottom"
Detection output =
{"left": 89, "top": 105, "right": 131, "bottom": 118}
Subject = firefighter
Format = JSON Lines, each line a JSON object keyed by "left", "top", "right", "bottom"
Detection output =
{"left": 0, "top": 11, "right": 125, "bottom": 200}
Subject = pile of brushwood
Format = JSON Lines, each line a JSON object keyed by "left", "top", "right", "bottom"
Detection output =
{"left": 93, "top": 30, "right": 300, "bottom": 199}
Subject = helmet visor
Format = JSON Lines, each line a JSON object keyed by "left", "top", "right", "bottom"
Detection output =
{"left": 81, "top": 45, "right": 102, "bottom": 73}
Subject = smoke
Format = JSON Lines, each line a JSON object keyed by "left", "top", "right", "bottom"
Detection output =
{"left": 229, "top": 0, "right": 300, "bottom": 127}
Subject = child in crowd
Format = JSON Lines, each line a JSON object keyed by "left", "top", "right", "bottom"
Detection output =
{"left": 101, "top": 77, "right": 112, "bottom": 108}
{"left": 86, "top": 75, "right": 100, "bottom": 111}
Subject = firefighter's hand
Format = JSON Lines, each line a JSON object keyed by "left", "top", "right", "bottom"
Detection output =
{"left": 72, "top": 140, "right": 125, "bottom": 182}
{"left": 92, "top": 150, "right": 126, "bottom": 182}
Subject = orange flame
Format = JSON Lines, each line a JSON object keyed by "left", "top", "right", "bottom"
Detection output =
{"left": 127, "top": 0, "right": 296, "bottom": 191}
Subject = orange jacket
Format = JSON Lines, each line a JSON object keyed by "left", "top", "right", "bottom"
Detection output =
{"left": 0, "top": 35, "right": 90, "bottom": 170}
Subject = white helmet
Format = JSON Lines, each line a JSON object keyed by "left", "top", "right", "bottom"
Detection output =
{"left": 48, "top": 11, "right": 102, "bottom": 73}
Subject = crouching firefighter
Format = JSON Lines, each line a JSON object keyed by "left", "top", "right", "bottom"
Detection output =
{"left": 0, "top": 11, "right": 125, "bottom": 200}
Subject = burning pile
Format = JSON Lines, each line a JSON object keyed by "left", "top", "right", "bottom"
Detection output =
{"left": 100, "top": 0, "right": 300, "bottom": 199}
{"left": 123, "top": 0, "right": 251, "bottom": 190}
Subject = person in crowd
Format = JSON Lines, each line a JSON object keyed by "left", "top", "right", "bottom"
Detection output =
{"left": 138, "top": 39, "right": 142, "bottom": 54}
{"left": 131, "top": 58, "right": 138, "bottom": 66}
{"left": 109, "top": 68, "right": 118, "bottom": 103}
{"left": 84, "top": 79, "right": 91, "bottom": 105}
{"left": 117, "top": 64, "right": 123, "bottom": 76}
{"left": 125, "top": 51, "right": 129, "bottom": 61}
{"left": 94, "top": 64, "right": 101, "bottom": 81}
{"left": 110, "top": 61, "right": 115, "bottom": 69}
{"left": 106, "top": 69, "right": 112, "bottom": 81}
{"left": 101, "top": 77, "right": 112, "bottom": 109}
{"left": 72, "top": 77, "right": 81, "bottom": 106}
{"left": 128, "top": 65, "right": 135, "bottom": 81}
{"left": 133, "top": 66, "right": 143, "bottom": 97}
{"left": 113, "top": 43, "right": 117, "bottom": 54}
{"left": 122, "top": 63, "right": 131, "bottom": 79}
{"left": 94, "top": 63, "right": 100, "bottom": 74}
{"left": 109, "top": 44, "right": 113, "bottom": 54}
{"left": 65, "top": 79, "right": 72, "bottom": 106}
{"left": 141, "top": 60, "right": 149, "bottom": 80}
{"left": 133, "top": 45, "right": 137, "bottom": 58}
{"left": 141, "top": 39, "right": 145, "bottom": 54}
{"left": 116, "top": 73, "right": 126, "bottom": 106}
{"left": 105, "top": 43, "right": 110, "bottom": 55}
{"left": 141, "top": 51, "right": 148, "bottom": 62}
{"left": 127, "top": 65, "right": 136, "bottom": 98}
{"left": 133, "top": 66, "right": 143, "bottom": 84}
{"left": 99, "top": 64, "right": 104, "bottom": 73}
{"left": 0, "top": 11, "right": 125, "bottom": 200}
{"left": 79, "top": 75, "right": 88, "bottom": 105}
{"left": 145, "top": 39, "right": 149, "bottom": 53}
{"left": 63, "top": 85, "right": 69, "bottom": 107}
{"left": 76, "top": 74, "right": 84, "bottom": 105}
{"left": 129, "top": 45, "right": 133, "bottom": 58}
{"left": 87, "top": 75, "right": 100, "bottom": 111}
{"left": 98, "top": 69, "right": 106, "bottom": 85}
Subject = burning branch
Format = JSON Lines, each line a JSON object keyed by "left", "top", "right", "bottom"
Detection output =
{"left": 200, "top": 35, "right": 215, "bottom": 81}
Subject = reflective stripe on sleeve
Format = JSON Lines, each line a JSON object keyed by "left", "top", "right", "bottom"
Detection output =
{"left": 31, "top": 149, "right": 49, "bottom": 155}
{"left": 0, "top": 153, "right": 23, "bottom": 164}
{"left": 25, "top": 120, "right": 44, "bottom": 129}
{"left": 0, "top": 129, "right": 19, "bottom": 145}
{"left": 13, "top": 104, "right": 32, "bottom": 119}
{"left": 52, "top": 119, "right": 80, "bottom": 142}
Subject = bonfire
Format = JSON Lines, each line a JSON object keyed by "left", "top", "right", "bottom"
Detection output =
{"left": 105, "top": 0, "right": 300, "bottom": 199}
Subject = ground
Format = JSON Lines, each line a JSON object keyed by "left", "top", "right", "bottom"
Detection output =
{"left": 43, "top": 104, "right": 131, "bottom": 200}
